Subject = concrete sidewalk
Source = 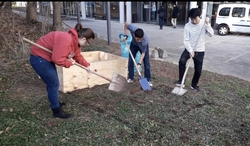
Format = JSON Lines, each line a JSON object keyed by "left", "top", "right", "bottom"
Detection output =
{"left": 62, "top": 18, "right": 250, "bottom": 82}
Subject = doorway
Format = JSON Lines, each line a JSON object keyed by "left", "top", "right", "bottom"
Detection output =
{"left": 142, "top": 1, "right": 158, "bottom": 23}
{"left": 159, "top": 1, "right": 188, "bottom": 26}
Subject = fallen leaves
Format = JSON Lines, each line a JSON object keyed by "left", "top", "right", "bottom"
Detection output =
{"left": 1, "top": 108, "right": 14, "bottom": 112}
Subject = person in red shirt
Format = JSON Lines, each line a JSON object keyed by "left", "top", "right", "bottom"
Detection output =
{"left": 30, "top": 23, "right": 95, "bottom": 119}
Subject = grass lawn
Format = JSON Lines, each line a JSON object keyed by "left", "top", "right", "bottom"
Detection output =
{"left": 0, "top": 7, "right": 250, "bottom": 146}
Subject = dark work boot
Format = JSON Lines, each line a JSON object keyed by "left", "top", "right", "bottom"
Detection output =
{"left": 59, "top": 101, "right": 66, "bottom": 106}
{"left": 52, "top": 107, "right": 72, "bottom": 119}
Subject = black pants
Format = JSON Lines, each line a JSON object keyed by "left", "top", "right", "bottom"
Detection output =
{"left": 178, "top": 49, "right": 204, "bottom": 87}
{"left": 159, "top": 17, "right": 164, "bottom": 29}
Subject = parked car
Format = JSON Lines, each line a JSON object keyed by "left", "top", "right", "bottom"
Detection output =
{"left": 214, "top": 3, "right": 250, "bottom": 36}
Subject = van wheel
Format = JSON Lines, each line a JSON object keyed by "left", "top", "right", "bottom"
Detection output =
{"left": 218, "top": 25, "right": 229, "bottom": 36}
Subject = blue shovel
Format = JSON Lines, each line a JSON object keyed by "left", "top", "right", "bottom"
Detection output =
{"left": 125, "top": 41, "right": 151, "bottom": 91}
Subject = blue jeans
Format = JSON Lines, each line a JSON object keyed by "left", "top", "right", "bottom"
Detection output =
{"left": 30, "top": 55, "right": 60, "bottom": 109}
{"left": 128, "top": 43, "right": 151, "bottom": 82}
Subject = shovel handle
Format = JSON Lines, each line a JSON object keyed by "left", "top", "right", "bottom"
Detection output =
{"left": 23, "top": 37, "right": 52, "bottom": 53}
{"left": 22, "top": 37, "right": 113, "bottom": 82}
{"left": 73, "top": 62, "right": 112, "bottom": 82}
{"left": 124, "top": 41, "right": 142, "bottom": 76}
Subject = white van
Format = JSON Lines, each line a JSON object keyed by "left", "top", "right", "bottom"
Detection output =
{"left": 214, "top": 3, "right": 250, "bottom": 36}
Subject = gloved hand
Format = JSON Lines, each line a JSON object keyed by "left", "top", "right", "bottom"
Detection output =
{"left": 68, "top": 58, "right": 75, "bottom": 65}
{"left": 190, "top": 51, "right": 195, "bottom": 58}
{"left": 205, "top": 17, "right": 210, "bottom": 24}
{"left": 67, "top": 52, "right": 76, "bottom": 66}
{"left": 86, "top": 66, "right": 96, "bottom": 73}
{"left": 137, "top": 63, "right": 142, "bottom": 71}
{"left": 68, "top": 52, "right": 75, "bottom": 59}
{"left": 122, "top": 35, "right": 128, "bottom": 42}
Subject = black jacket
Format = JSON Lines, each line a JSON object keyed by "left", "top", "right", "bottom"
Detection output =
{"left": 172, "top": 6, "right": 179, "bottom": 18}
{"left": 158, "top": 8, "right": 166, "bottom": 19}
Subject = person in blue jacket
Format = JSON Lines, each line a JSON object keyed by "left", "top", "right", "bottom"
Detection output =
{"left": 123, "top": 22, "right": 153, "bottom": 87}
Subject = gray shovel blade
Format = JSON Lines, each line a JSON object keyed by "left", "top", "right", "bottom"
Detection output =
{"left": 108, "top": 72, "right": 128, "bottom": 92}
{"left": 172, "top": 86, "right": 187, "bottom": 96}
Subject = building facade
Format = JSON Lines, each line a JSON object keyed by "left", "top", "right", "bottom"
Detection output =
{"left": 35, "top": 1, "right": 214, "bottom": 25}
{"left": 82, "top": 1, "right": 204, "bottom": 25}
{"left": 66, "top": 1, "right": 219, "bottom": 26}
{"left": 21, "top": 1, "right": 247, "bottom": 27}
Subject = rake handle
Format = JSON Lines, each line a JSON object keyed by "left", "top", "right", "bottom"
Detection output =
{"left": 22, "top": 37, "right": 113, "bottom": 82}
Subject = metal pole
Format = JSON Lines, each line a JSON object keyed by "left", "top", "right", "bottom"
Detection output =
{"left": 148, "top": 2, "right": 151, "bottom": 23}
{"left": 76, "top": 2, "right": 81, "bottom": 23}
{"left": 106, "top": 2, "right": 111, "bottom": 45}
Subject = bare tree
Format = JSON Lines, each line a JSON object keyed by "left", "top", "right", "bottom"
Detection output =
{"left": 26, "top": 2, "right": 37, "bottom": 23}
{"left": 53, "top": 2, "right": 62, "bottom": 30}
{"left": 4, "top": 2, "right": 12, "bottom": 9}
{"left": 0, "top": 2, "right": 5, "bottom": 7}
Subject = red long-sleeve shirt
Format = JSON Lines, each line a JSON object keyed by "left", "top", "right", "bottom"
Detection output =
{"left": 31, "top": 28, "right": 90, "bottom": 68}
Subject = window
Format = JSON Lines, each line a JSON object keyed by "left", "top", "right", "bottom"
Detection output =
{"left": 249, "top": 8, "right": 250, "bottom": 18}
{"left": 219, "top": 7, "right": 230, "bottom": 16}
{"left": 232, "top": 7, "right": 245, "bottom": 18}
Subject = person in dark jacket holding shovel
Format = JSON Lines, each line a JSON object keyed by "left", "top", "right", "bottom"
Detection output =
{"left": 174, "top": 8, "right": 214, "bottom": 91}
{"left": 29, "top": 23, "right": 95, "bottom": 119}
{"left": 123, "top": 22, "right": 152, "bottom": 87}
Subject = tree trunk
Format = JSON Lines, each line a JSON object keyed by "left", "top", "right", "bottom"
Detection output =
{"left": 0, "top": 2, "right": 5, "bottom": 7}
{"left": 4, "top": 2, "right": 12, "bottom": 9}
{"left": 26, "top": 2, "right": 37, "bottom": 23}
{"left": 53, "top": 2, "right": 62, "bottom": 31}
